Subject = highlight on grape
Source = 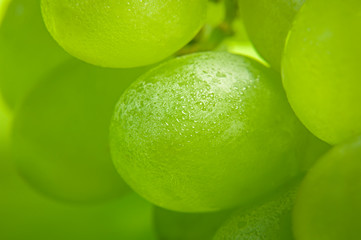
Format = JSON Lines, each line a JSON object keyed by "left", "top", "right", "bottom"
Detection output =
{"left": 0, "top": 0, "right": 359, "bottom": 239}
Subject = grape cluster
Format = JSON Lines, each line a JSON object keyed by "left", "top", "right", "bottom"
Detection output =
{"left": 0, "top": 0, "right": 360, "bottom": 239}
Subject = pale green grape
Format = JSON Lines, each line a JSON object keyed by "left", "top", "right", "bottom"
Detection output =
{"left": 41, "top": 0, "right": 207, "bottom": 68}
{"left": 12, "top": 59, "right": 150, "bottom": 202}
{"left": 0, "top": 0, "right": 70, "bottom": 109}
{"left": 239, "top": 0, "right": 305, "bottom": 70}
{"left": 218, "top": 40, "right": 267, "bottom": 66}
{"left": 154, "top": 206, "right": 233, "bottom": 240}
{"left": 282, "top": 0, "right": 361, "bottom": 145}
{"left": 0, "top": 155, "right": 156, "bottom": 240}
{"left": 110, "top": 51, "right": 314, "bottom": 212}
{"left": 213, "top": 184, "right": 297, "bottom": 240}
{"left": 293, "top": 136, "right": 361, "bottom": 240}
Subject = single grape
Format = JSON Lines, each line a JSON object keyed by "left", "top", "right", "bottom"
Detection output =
{"left": 0, "top": 156, "right": 156, "bottom": 240}
{"left": 239, "top": 0, "right": 305, "bottom": 70}
{"left": 213, "top": 183, "right": 297, "bottom": 240}
{"left": 0, "top": 0, "right": 70, "bottom": 109}
{"left": 41, "top": 0, "right": 207, "bottom": 68}
{"left": 154, "top": 206, "right": 233, "bottom": 240}
{"left": 282, "top": 0, "right": 361, "bottom": 145}
{"left": 293, "top": 136, "right": 361, "bottom": 240}
{"left": 110, "top": 51, "right": 314, "bottom": 212}
{"left": 12, "top": 59, "right": 150, "bottom": 202}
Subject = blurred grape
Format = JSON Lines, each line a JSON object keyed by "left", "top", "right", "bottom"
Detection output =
{"left": 294, "top": 136, "right": 361, "bottom": 240}
{"left": 154, "top": 206, "right": 233, "bottom": 240}
{"left": 282, "top": 0, "right": 361, "bottom": 144}
{"left": 177, "top": 0, "right": 239, "bottom": 55}
{"left": 12, "top": 59, "right": 151, "bottom": 203}
{"left": 214, "top": 183, "right": 298, "bottom": 240}
{"left": 0, "top": 155, "right": 157, "bottom": 240}
{"left": 206, "top": 0, "right": 226, "bottom": 27}
{"left": 218, "top": 40, "right": 267, "bottom": 65}
{"left": 0, "top": 0, "right": 70, "bottom": 109}
{"left": 239, "top": 0, "right": 305, "bottom": 70}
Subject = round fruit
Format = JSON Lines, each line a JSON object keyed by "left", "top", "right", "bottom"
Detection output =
{"left": 293, "top": 136, "right": 361, "bottom": 240}
{"left": 0, "top": 0, "right": 70, "bottom": 109}
{"left": 12, "top": 59, "right": 149, "bottom": 202}
{"left": 214, "top": 184, "right": 297, "bottom": 240}
{"left": 41, "top": 0, "right": 207, "bottom": 68}
{"left": 0, "top": 155, "right": 156, "bottom": 240}
{"left": 282, "top": 0, "right": 361, "bottom": 145}
{"left": 239, "top": 0, "right": 305, "bottom": 70}
{"left": 110, "top": 51, "right": 313, "bottom": 212}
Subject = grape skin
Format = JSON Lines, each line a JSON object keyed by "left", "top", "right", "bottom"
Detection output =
{"left": 153, "top": 206, "right": 232, "bottom": 240}
{"left": 110, "top": 51, "right": 313, "bottom": 212}
{"left": 214, "top": 185, "right": 297, "bottom": 240}
{"left": 12, "top": 59, "right": 150, "bottom": 202}
{"left": 282, "top": 0, "right": 361, "bottom": 144}
{"left": 0, "top": 0, "right": 70, "bottom": 109}
{"left": 0, "top": 155, "right": 156, "bottom": 240}
{"left": 41, "top": 0, "right": 207, "bottom": 68}
{"left": 239, "top": 0, "right": 305, "bottom": 70}
{"left": 293, "top": 136, "right": 361, "bottom": 240}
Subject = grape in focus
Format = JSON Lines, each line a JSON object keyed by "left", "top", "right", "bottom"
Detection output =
{"left": 110, "top": 51, "right": 315, "bottom": 212}
{"left": 41, "top": 0, "right": 207, "bottom": 68}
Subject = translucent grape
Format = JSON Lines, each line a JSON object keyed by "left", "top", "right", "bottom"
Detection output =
{"left": 154, "top": 206, "right": 232, "bottom": 240}
{"left": 41, "top": 0, "right": 207, "bottom": 68}
{"left": 0, "top": 156, "right": 156, "bottom": 240}
{"left": 214, "top": 184, "right": 297, "bottom": 240}
{"left": 110, "top": 51, "right": 314, "bottom": 212}
{"left": 12, "top": 59, "right": 150, "bottom": 202}
{"left": 239, "top": 0, "right": 305, "bottom": 70}
{"left": 0, "top": 0, "right": 70, "bottom": 109}
{"left": 293, "top": 136, "right": 361, "bottom": 240}
{"left": 282, "top": 0, "right": 361, "bottom": 145}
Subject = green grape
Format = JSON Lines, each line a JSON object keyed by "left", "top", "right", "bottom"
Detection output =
{"left": 239, "top": 0, "right": 305, "bottom": 70}
{"left": 293, "top": 136, "right": 361, "bottom": 240}
{"left": 41, "top": 0, "right": 207, "bottom": 68}
{"left": 282, "top": 0, "right": 361, "bottom": 145}
{"left": 213, "top": 184, "right": 297, "bottom": 240}
{"left": 110, "top": 51, "right": 314, "bottom": 212}
{"left": 154, "top": 206, "right": 233, "bottom": 240}
{"left": 0, "top": 0, "right": 70, "bottom": 109}
{"left": 218, "top": 40, "right": 267, "bottom": 66}
{"left": 12, "top": 59, "right": 150, "bottom": 202}
{"left": 0, "top": 156, "right": 156, "bottom": 240}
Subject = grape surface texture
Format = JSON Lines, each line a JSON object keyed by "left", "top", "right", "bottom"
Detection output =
{"left": 110, "top": 51, "right": 313, "bottom": 212}
{"left": 41, "top": 0, "right": 207, "bottom": 68}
